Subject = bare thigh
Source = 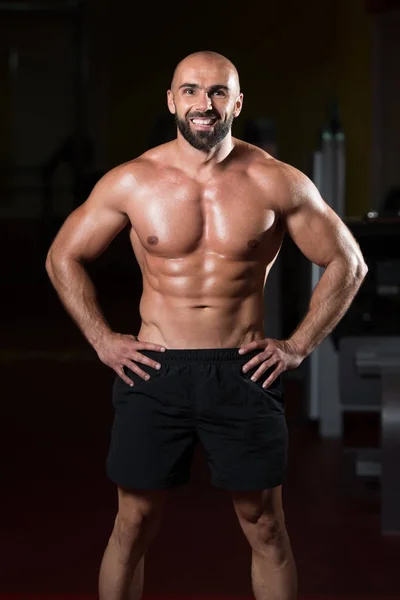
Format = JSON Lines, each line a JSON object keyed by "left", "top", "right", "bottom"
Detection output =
{"left": 232, "top": 486, "right": 284, "bottom": 520}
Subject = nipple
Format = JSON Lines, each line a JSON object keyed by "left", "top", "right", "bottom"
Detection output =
{"left": 147, "top": 236, "right": 159, "bottom": 245}
{"left": 247, "top": 239, "right": 259, "bottom": 249}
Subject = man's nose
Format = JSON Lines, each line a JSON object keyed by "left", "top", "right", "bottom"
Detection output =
{"left": 195, "top": 92, "right": 213, "bottom": 112}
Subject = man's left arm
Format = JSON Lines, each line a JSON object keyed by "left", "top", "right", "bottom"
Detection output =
{"left": 283, "top": 168, "right": 368, "bottom": 359}
{"left": 239, "top": 165, "right": 368, "bottom": 387}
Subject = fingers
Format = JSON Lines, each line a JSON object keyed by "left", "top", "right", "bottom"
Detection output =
{"left": 120, "top": 346, "right": 164, "bottom": 382}
{"left": 248, "top": 356, "right": 277, "bottom": 381}
{"left": 134, "top": 338, "right": 166, "bottom": 353}
{"left": 131, "top": 340, "right": 165, "bottom": 370}
{"left": 115, "top": 365, "right": 134, "bottom": 387}
{"left": 242, "top": 351, "right": 272, "bottom": 373}
{"left": 111, "top": 337, "right": 166, "bottom": 385}
{"left": 261, "top": 366, "right": 282, "bottom": 389}
{"left": 116, "top": 355, "right": 160, "bottom": 385}
{"left": 238, "top": 339, "right": 266, "bottom": 355}
{"left": 122, "top": 359, "right": 152, "bottom": 382}
{"left": 131, "top": 352, "right": 162, "bottom": 372}
{"left": 249, "top": 353, "right": 284, "bottom": 388}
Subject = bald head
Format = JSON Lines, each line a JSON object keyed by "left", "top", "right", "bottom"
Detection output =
{"left": 171, "top": 51, "right": 240, "bottom": 96}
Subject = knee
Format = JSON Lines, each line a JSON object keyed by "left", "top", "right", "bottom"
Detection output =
{"left": 112, "top": 513, "right": 142, "bottom": 546}
{"left": 236, "top": 503, "right": 285, "bottom": 547}
{"left": 111, "top": 489, "right": 167, "bottom": 550}
{"left": 255, "top": 515, "right": 285, "bottom": 548}
{"left": 111, "top": 507, "right": 161, "bottom": 553}
{"left": 242, "top": 513, "right": 287, "bottom": 556}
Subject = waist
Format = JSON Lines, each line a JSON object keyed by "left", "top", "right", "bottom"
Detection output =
{"left": 135, "top": 343, "right": 266, "bottom": 365}
{"left": 138, "top": 290, "right": 265, "bottom": 348}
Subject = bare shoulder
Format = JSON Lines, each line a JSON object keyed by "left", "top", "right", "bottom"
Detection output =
{"left": 90, "top": 145, "right": 171, "bottom": 208}
{"left": 273, "top": 162, "right": 323, "bottom": 214}
{"left": 138, "top": 141, "right": 176, "bottom": 170}
{"left": 87, "top": 161, "right": 138, "bottom": 211}
{"left": 241, "top": 145, "right": 323, "bottom": 215}
{"left": 234, "top": 139, "right": 276, "bottom": 170}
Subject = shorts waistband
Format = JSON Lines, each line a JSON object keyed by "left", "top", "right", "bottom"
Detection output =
{"left": 138, "top": 346, "right": 262, "bottom": 364}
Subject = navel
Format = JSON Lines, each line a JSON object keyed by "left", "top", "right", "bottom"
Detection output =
{"left": 247, "top": 239, "right": 259, "bottom": 249}
{"left": 147, "top": 236, "right": 159, "bottom": 245}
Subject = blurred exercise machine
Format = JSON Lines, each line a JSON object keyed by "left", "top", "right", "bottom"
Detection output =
{"left": 336, "top": 216, "right": 400, "bottom": 534}
{"left": 308, "top": 102, "right": 400, "bottom": 533}
{"left": 307, "top": 100, "right": 345, "bottom": 435}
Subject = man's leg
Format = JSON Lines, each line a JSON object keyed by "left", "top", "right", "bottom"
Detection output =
{"left": 232, "top": 485, "right": 297, "bottom": 600}
{"left": 99, "top": 486, "right": 168, "bottom": 600}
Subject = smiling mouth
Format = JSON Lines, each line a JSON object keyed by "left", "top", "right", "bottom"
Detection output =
{"left": 189, "top": 117, "right": 218, "bottom": 129}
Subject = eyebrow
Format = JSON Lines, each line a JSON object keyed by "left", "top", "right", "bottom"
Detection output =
{"left": 178, "top": 83, "right": 230, "bottom": 92}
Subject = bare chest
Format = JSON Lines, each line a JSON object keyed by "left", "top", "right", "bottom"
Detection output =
{"left": 128, "top": 174, "right": 282, "bottom": 262}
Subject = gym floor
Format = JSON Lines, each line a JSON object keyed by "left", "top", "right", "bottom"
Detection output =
{"left": 1, "top": 280, "right": 399, "bottom": 599}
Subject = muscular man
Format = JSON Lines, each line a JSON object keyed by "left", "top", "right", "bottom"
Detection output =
{"left": 46, "top": 51, "right": 368, "bottom": 600}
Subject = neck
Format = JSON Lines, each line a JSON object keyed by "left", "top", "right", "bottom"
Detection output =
{"left": 174, "top": 130, "right": 235, "bottom": 175}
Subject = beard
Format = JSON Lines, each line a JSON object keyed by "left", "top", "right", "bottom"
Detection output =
{"left": 175, "top": 111, "right": 234, "bottom": 151}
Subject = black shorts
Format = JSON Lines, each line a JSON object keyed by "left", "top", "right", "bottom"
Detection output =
{"left": 106, "top": 347, "right": 288, "bottom": 491}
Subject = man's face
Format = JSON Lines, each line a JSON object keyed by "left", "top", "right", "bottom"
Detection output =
{"left": 168, "top": 59, "right": 243, "bottom": 152}
{"left": 175, "top": 102, "right": 235, "bottom": 152}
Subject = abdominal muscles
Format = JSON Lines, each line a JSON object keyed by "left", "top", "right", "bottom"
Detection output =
{"left": 137, "top": 252, "right": 268, "bottom": 348}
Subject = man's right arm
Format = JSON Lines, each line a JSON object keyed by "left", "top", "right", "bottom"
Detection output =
{"left": 45, "top": 168, "right": 129, "bottom": 349}
{"left": 46, "top": 165, "right": 166, "bottom": 386}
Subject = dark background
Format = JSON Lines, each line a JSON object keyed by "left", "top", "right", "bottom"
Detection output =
{"left": 1, "top": 0, "right": 400, "bottom": 598}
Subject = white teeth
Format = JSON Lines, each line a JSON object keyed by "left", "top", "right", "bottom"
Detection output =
{"left": 192, "top": 119, "right": 214, "bottom": 125}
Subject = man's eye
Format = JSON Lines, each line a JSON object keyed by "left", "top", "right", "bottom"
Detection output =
{"left": 213, "top": 90, "right": 226, "bottom": 96}
{"left": 184, "top": 89, "right": 195, "bottom": 94}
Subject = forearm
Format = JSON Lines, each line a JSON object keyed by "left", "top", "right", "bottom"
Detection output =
{"left": 46, "top": 254, "right": 112, "bottom": 349}
{"left": 288, "top": 257, "right": 367, "bottom": 358}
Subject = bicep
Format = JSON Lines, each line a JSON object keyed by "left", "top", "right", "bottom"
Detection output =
{"left": 48, "top": 178, "right": 129, "bottom": 263}
{"left": 284, "top": 181, "right": 362, "bottom": 268}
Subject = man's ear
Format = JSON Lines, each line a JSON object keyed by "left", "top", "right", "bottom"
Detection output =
{"left": 167, "top": 90, "right": 176, "bottom": 115}
{"left": 233, "top": 93, "right": 244, "bottom": 118}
